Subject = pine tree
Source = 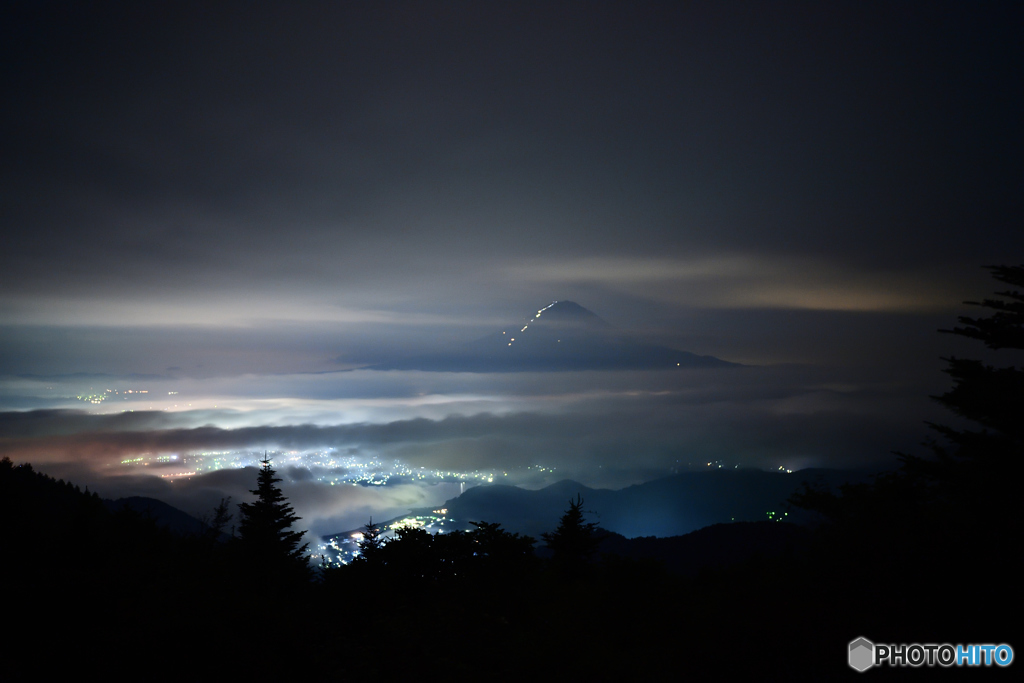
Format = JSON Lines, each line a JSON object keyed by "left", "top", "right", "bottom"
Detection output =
{"left": 237, "top": 455, "right": 310, "bottom": 578}
{"left": 202, "top": 496, "right": 234, "bottom": 541}
{"left": 787, "top": 266, "right": 1024, "bottom": 628}
{"left": 916, "top": 265, "right": 1024, "bottom": 525}
{"left": 542, "top": 494, "right": 601, "bottom": 579}
{"left": 355, "top": 517, "right": 383, "bottom": 563}
{"left": 927, "top": 265, "right": 1024, "bottom": 469}
{"left": 792, "top": 265, "right": 1023, "bottom": 540}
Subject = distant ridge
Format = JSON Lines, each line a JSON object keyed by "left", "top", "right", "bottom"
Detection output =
{"left": 370, "top": 300, "right": 737, "bottom": 372}
{"left": 104, "top": 496, "right": 216, "bottom": 537}
{"left": 597, "top": 521, "right": 812, "bottom": 576}
{"left": 401, "top": 468, "right": 874, "bottom": 539}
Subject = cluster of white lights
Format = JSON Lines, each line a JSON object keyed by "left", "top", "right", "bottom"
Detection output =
{"left": 321, "top": 511, "right": 466, "bottom": 565}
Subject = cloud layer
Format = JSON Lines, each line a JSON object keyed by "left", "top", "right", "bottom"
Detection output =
{"left": 1, "top": 3, "right": 1017, "bottom": 538}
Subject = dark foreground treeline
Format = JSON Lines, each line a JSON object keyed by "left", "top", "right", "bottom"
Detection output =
{"left": 2, "top": 450, "right": 1015, "bottom": 679}
{"left": 3, "top": 267, "right": 1021, "bottom": 679}
{"left": 0, "top": 447, "right": 1017, "bottom": 681}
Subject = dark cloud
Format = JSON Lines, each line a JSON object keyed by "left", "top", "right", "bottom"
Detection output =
{"left": 0, "top": 367, "right": 938, "bottom": 475}
{"left": 0, "top": 408, "right": 184, "bottom": 438}
{"left": 1, "top": 2, "right": 1019, "bottom": 321}
{"left": 0, "top": 2, "right": 1018, "bottom": 535}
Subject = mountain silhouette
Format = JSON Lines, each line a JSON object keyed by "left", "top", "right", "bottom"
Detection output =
{"left": 104, "top": 496, "right": 219, "bottom": 537}
{"left": 371, "top": 300, "right": 737, "bottom": 372}
{"left": 393, "top": 468, "right": 876, "bottom": 539}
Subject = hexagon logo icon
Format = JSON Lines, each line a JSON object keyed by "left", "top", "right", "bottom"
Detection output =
{"left": 849, "top": 637, "right": 875, "bottom": 672}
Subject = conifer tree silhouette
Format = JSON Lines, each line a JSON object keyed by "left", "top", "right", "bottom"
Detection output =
{"left": 237, "top": 455, "right": 309, "bottom": 578}
{"left": 355, "top": 517, "right": 383, "bottom": 563}
{"left": 916, "top": 265, "right": 1024, "bottom": 533}
{"left": 785, "top": 265, "right": 1024, "bottom": 635}
{"left": 926, "top": 265, "right": 1024, "bottom": 470}
{"left": 791, "top": 266, "right": 1023, "bottom": 554}
{"left": 543, "top": 494, "right": 601, "bottom": 578}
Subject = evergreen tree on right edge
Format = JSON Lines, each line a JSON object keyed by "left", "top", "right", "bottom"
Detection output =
{"left": 791, "top": 265, "right": 1022, "bottom": 589}
{"left": 917, "top": 265, "right": 1023, "bottom": 543}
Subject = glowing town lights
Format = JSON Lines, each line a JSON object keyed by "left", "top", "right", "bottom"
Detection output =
{"left": 160, "top": 471, "right": 196, "bottom": 478}
{"left": 389, "top": 518, "right": 425, "bottom": 531}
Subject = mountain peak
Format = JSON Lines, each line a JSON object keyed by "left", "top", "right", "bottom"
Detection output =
{"left": 367, "top": 300, "right": 738, "bottom": 372}
{"left": 512, "top": 300, "right": 610, "bottom": 331}
{"left": 533, "top": 300, "right": 605, "bottom": 324}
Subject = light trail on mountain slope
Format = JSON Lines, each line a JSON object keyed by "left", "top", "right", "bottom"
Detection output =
{"left": 506, "top": 301, "right": 558, "bottom": 347}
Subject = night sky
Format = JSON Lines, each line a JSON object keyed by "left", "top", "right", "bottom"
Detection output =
{"left": 2, "top": 2, "right": 1021, "bottom": 540}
